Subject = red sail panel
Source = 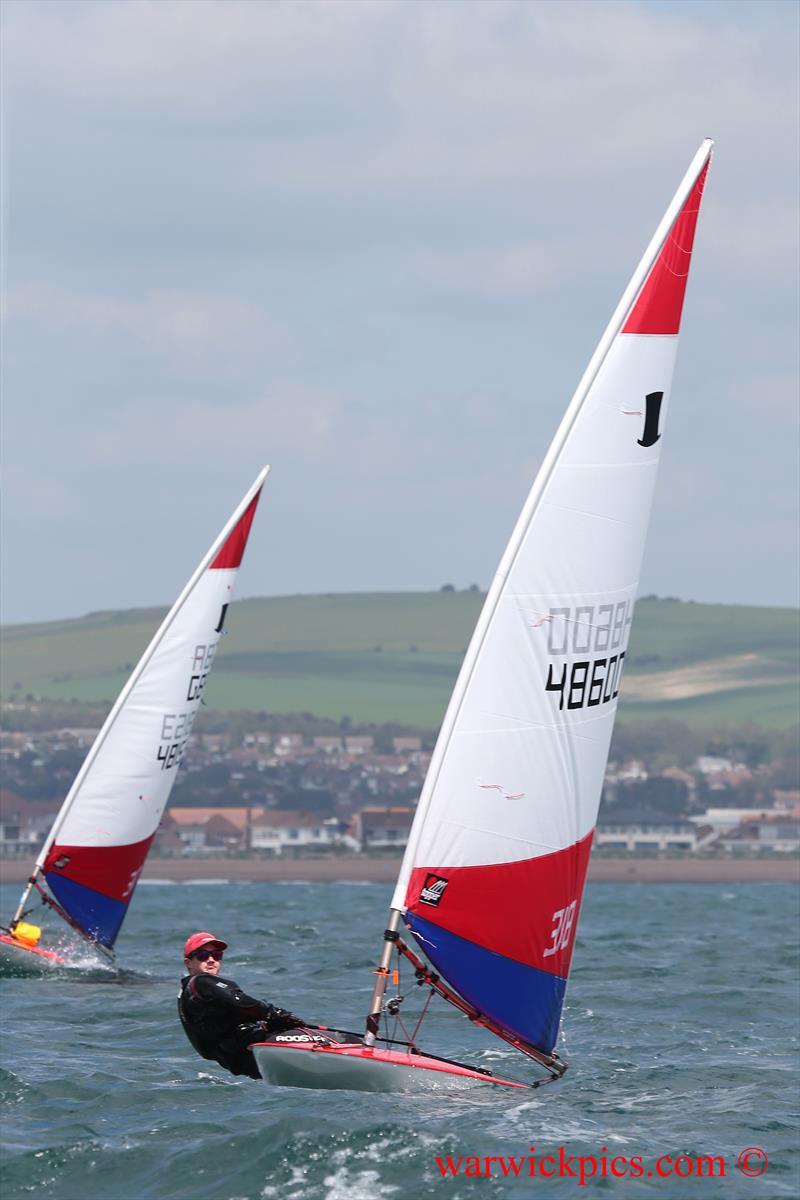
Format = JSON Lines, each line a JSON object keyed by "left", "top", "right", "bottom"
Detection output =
{"left": 210, "top": 490, "right": 262, "bottom": 569}
{"left": 405, "top": 828, "right": 594, "bottom": 979}
{"left": 623, "top": 159, "right": 710, "bottom": 336}
{"left": 44, "top": 836, "right": 155, "bottom": 903}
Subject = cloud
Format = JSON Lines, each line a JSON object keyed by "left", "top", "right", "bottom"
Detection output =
{"left": 4, "top": 283, "right": 295, "bottom": 385}
{"left": 1, "top": 0, "right": 797, "bottom": 620}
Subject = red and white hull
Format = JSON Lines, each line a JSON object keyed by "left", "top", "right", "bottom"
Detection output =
{"left": 250, "top": 1038, "right": 528, "bottom": 1093}
{"left": 0, "top": 934, "right": 66, "bottom": 975}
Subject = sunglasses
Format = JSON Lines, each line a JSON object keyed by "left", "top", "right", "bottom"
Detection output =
{"left": 191, "top": 948, "right": 223, "bottom": 962}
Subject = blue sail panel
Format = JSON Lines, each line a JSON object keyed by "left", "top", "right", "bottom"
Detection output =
{"left": 44, "top": 872, "right": 127, "bottom": 948}
{"left": 406, "top": 911, "right": 566, "bottom": 1054}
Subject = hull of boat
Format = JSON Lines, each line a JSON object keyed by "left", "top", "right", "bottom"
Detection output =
{"left": 250, "top": 1039, "right": 528, "bottom": 1093}
{"left": 0, "top": 934, "right": 66, "bottom": 976}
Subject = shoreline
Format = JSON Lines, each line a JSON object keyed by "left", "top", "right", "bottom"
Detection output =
{"left": 1, "top": 856, "right": 797, "bottom": 886}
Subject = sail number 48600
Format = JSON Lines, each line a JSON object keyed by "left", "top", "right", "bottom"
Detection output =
{"left": 543, "top": 900, "right": 577, "bottom": 958}
{"left": 545, "top": 653, "right": 625, "bottom": 711}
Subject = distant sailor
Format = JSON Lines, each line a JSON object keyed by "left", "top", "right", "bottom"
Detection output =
{"left": 178, "top": 931, "right": 307, "bottom": 1079}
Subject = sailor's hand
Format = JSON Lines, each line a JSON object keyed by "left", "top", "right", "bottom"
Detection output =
{"left": 268, "top": 1008, "right": 306, "bottom": 1032}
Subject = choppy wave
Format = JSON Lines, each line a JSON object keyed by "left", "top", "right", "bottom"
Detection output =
{"left": 1, "top": 882, "right": 798, "bottom": 1199}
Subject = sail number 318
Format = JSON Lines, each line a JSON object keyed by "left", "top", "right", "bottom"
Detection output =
{"left": 543, "top": 900, "right": 577, "bottom": 958}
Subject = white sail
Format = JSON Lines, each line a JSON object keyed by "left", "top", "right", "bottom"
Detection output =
{"left": 388, "top": 142, "right": 713, "bottom": 1055}
{"left": 16, "top": 468, "right": 269, "bottom": 949}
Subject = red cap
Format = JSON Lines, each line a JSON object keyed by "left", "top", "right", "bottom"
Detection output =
{"left": 183, "top": 931, "right": 228, "bottom": 959}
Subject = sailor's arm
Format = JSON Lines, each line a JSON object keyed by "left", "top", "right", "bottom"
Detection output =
{"left": 194, "top": 975, "right": 304, "bottom": 1026}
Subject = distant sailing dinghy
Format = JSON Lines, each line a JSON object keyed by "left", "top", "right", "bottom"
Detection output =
{"left": 252, "top": 140, "right": 713, "bottom": 1092}
{"left": 0, "top": 469, "right": 268, "bottom": 975}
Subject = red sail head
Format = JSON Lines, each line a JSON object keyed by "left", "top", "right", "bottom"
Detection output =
{"left": 622, "top": 159, "right": 710, "bottom": 336}
{"left": 210, "top": 490, "right": 262, "bottom": 570}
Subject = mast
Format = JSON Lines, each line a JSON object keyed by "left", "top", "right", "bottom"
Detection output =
{"left": 10, "top": 466, "right": 270, "bottom": 940}
{"left": 365, "top": 910, "right": 401, "bottom": 1046}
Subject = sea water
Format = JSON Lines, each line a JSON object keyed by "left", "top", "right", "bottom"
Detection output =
{"left": 1, "top": 880, "right": 797, "bottom": 1199}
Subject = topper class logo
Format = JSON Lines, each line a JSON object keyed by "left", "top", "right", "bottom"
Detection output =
{"left": 419, "top": 874, "right": 449, "bottom": 906}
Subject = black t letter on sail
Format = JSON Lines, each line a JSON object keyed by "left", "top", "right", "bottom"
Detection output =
{"left": 638, "top": 391, "right": 664, "bottom": 448}
{"left": 215, "top": 604, "right": 229, "bottom": 634}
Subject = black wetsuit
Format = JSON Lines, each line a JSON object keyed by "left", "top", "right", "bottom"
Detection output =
{"left": 178, "top": 973, "right": 304, "bottom": 1079}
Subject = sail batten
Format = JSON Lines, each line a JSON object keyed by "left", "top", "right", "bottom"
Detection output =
{"left": 391, "top": 143, "right": 712, "bottom": 1055}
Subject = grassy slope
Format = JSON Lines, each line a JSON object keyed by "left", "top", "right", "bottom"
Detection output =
{"left": 1, "top": 595, "right": 798, "bottom": 729}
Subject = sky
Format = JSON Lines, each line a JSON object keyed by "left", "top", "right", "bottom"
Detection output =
{"left": 1, "top": 0, "right": 798, "bottom": 624}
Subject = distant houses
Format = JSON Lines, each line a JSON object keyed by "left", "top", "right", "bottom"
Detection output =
{"left": 249, "top": 811, "right": 357, "bottom": 856}
{"left": 156, "top": 807, "right": 259, "bottom": 855}
{"left": 595, "top": 813, "right": 715, "bottom": 854}
{"left": 0, "top": 790, "right": 55, "bottom": 856}
{"left": 355, "top": 806, "right": 416, "bottom": 851}
{"left": 715, "top": 805, "right": 800, "bottom": 854}
{"left": 152, "top": 806, "right": 362, "bottom": 856}
{"left": 345, "top": 736, "right": 374, "bottom": 756}
{"left": 1, "top": 727, "right": 798, "bottom": 861}
{"left": 313, "top": 736, "right": 344, "bottom": 755}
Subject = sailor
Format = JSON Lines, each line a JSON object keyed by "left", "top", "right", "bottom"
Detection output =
{"left": 178, "top": 931, "right": 306, "bottom": 1079}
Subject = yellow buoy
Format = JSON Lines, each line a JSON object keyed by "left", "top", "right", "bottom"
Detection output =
{"left": 11, "top": 922, "right": 42, "bottom": 947}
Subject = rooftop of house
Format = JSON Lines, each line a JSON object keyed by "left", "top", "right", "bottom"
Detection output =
{"left": 598, "top": 810, "right": 695, "bottom": 828}
{"left": 163, "top": 806, "right": 264, "bottom": 831}
{"left": 0, "top": 789, "right": 57, "bottom": 820}
{"left": 250, "top": 809, "right": 334, "bottom": 829}
{"left": 359, "top": 806, "right": 416, "bottom": 830}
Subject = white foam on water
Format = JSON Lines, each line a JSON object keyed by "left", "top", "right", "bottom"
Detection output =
{"left": 322, "top": 1167, "right": 399, "bottom": 1199}
{"left": 196, "top": 1070, "right": 245, "bottom": 1087}
{"left": 261, "top": 1165, "right": 310, "bottom": 1199}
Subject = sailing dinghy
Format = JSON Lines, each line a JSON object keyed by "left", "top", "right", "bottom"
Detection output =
{"left": 252, "top": 140, "right": 713, "bottom": 1091}
{"left": 0, "top": 468, "right": 268, "bottom": 974}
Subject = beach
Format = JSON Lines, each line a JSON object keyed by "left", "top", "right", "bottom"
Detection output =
{"left": 1, "top": 855, "right": 797, "bottom": 886}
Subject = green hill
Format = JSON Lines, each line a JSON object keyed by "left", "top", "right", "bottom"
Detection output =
{"left": 1, "top": 594, "right": 798, "bottom": 730}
